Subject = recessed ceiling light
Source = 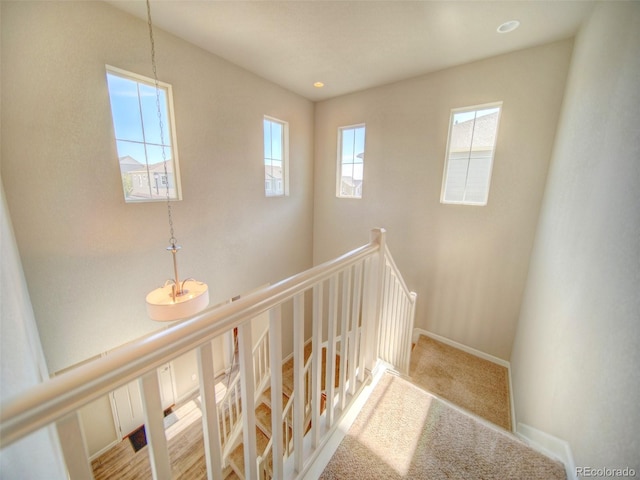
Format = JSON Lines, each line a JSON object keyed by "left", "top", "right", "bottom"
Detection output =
{"left": 497, "top": 20, "right": 520, "bottom": 34}
{"left": 313, "top": 82, "right": 325, "bottom": 88}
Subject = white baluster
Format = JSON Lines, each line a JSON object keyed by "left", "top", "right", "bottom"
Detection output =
{"left": 339, "top": 268, "right": 351, "bottom": 410}
{"left": 350, "top": 261, "right": 364, "bottom": 389}
{"left": 391, "top": 275, "right": 400, "bottom": 365}
{"left": 311, "top": 282, "right": 323, "bottom": 449}
{"left": 198, "top": 342, "right": 224, "bottom": 480}
{"left": 269, "top": 305, "right": 284, "bottom": 479}
{"left": 140, "top": 371, "right": 171, "bottom": 480}
{"left": 356, "top": 261, "right": 365, "bottom": 383}
{"left": 326, "top": 275, "right": 338, "bottom": 426}
{"left": 56, "top": 412, "right": 93, "bottom": 480}
{"left": 292, "top": 293, "right": 305, "bottom": 473}
{"left": 238, "top": 321, "right": 258, "bottom": 480}
{"left": 402, "top": 293, "right": 417, "bottom": 375}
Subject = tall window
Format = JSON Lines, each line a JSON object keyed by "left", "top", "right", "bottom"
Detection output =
{"left": 106, "top": 65, "right": 181, "bottom": 203}
{"left": 337, "top": 124, "right": 366, "bottom": 198}
{"left": 264, "top": 116, "right": 289, "bottom": 197}
{"left": 441, "top": 103, "right": 502, "bottom": 205}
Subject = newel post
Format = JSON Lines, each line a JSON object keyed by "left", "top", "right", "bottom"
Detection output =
{"left": 363, "top": 228, "right": 386, "bottom": 373}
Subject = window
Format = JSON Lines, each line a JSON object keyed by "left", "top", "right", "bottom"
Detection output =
{"left": 106, "top": 65, "right": 182, "bottom": 202}
{"left": 441, "top": 103, "right": 502, "bottom": 205}
{"left": 337, "top": 124, "right": 366, "bottom": 198}
{"left": 263, "top": 116, "right": 289, "bottom": 197}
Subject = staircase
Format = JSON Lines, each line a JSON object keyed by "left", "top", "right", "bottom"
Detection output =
{"left": 1, "top": 228, "right": 417, "bottom": 480}
{"left": 226, "top": 343, "right": 323, "bottom": 479}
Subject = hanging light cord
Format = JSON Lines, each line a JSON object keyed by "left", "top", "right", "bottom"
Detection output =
{"left": 146, "top": 0, "right": 184, "bottom": 300}
{"left": 143, "top": 0, "right": 209, "bottom": 317}
{"left": 146, "top": 0, "right": 176, "bottom": 248}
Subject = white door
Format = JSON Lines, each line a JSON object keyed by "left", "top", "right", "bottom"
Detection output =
{"left": 157, "top": 362, "right": 175, "bottom": 411}
{"left": 112, "top": 363, "right": 176, "bottom": 439}
{"left": 112, "top": 380, "right": 144, "bottom": 438}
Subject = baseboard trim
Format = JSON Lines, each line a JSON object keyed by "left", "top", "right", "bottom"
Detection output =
{"left": 507, "top": 364, "right": 516, "bottom": 435}
{"left": 282, "top": 337, "right": 313, "bottom": 364}
{"left": 516, "top": 423, "right": 576, "bottom": 480}
{"left": 89, "top": 439, "right": 120, "bottom": 461}
{"left": 412, "top": 328, "right": 516, "bottom": 432}
{"left": 413, "top": 328, "right": 509, "bottom": 368}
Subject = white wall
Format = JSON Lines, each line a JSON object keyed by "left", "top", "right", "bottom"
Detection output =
{"left": 313, "top": 40, "right": 573, "bottom": 360}
{"left": 1, "top": 1, "right": 314, "bottom": 373}
{"left": 510, "top": 2, "right": 640, "bottom": 470}
{"left": 0, "top": 183, "right": 67, "bottom": 479}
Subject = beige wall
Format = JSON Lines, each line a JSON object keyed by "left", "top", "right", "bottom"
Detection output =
{"left": 1, "top": 1, "right": 314, "bottom": 373}
{"left": 510, "top": 2, "right": 640, "bottom": 470}
{"left": 313, "top": 40, "right": 572, "bottom": 360}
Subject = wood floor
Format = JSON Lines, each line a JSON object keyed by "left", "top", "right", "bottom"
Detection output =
{"left": 91, "top": 397, "right": 234, "bottom": 480}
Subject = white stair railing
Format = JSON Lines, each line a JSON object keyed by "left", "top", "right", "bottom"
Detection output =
{"left": 253, "top": 328, "right": 271, "bottom": 396}
{"left": 0, "top": 228, "right": 416, "bottom": 480}
{"left": 218, "top": 370, "right": 242, "bottom": 454}
{"left": 377, "top": 243, "right": 418, "bottom": 375}
{"left": 202, "top": 323, "right": 272, "bottom": 466}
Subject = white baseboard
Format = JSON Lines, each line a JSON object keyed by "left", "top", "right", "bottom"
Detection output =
{"left": 507, "top": 364, "right": 516, "bottom": 435}
{"left": 282, "top": 337, "right": 313, "bottom": 364}
{"left": 89, "top": 439, "right": 120, "bottom": 461}
{"left": 412, "top": 328, "right": 516, "bottom": 432}
{"left": 413, "top": 328, "right": 509, "bottom": 367}
{"left": 516, "top": 423, "right": 576, "bottom": 480}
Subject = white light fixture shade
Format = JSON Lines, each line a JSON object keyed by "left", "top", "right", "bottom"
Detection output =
{"left": 497, "top": 20, "right": 520, "bottom": 34}
{"left": 146, "top": 281, "right": 209, "bottom": 322}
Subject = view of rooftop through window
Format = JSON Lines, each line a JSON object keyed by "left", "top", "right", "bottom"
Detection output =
{"left": 264, "top": 116, "right": 288, "bottom": 197}
{"left": 337, "top": 125, "right": 365, "bottom": 198}
{"left": 106, "top": 66, "right": 181, "bottom": 202}
{"left": 441, "top": 104, "right": 501, "bottom": 205}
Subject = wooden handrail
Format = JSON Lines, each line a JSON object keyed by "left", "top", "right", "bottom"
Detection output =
{"left": 0, "top": 238, "right": 380, "bottom": 449}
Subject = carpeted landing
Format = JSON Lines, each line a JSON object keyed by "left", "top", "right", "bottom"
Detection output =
{"left": 409, "top": 335, "right": 512, "bottom": 431}
{"left": 320, "top": 373, "right": 566, "bottom": 479}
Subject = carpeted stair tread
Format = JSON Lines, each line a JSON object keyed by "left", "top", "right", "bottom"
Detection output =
{"left": 260, "top": 389, "right": 290, "bottom": 409}
{"left": 255, "top": 402, "right": 295, "bottom": 449}
{"left": 255, "top": 403, "right": 273, "bottom": 437}
{"left": 228, "top": 427, "right": 271, "bottom": 479}
{"left": 281, "top": 342, "right": 313, "bottom": 396}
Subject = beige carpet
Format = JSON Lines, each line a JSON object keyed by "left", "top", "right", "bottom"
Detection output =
{"left": 410, "top": 335, "right": 512, "bottom": 431}
{"left": 320, "top": 373, "right": 566, "bottom": 479}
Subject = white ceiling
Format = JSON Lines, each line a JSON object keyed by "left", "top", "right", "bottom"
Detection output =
{"left": 108, "top": 0, "right": 595, "bottom": 101}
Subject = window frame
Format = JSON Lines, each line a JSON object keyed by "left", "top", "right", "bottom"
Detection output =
{"left": 106, "top": 65, "right": 183, "bottom": 203}
{"left": 440, "top": 102, "right": 502, "bottom": 206}
{"left": 263, "top": 115, "right": 289, "bottom": 198}
{"left": 336, "top": 123, "right": 366, "bottom": 199}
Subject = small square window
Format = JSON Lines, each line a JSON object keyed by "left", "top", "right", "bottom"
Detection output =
{"left": 441, "top": 103, "right": 502, "bottom": 206}
{"left": 337, "top": 124, "right": 366, "bottom": 199}
{"left": 264, "top": 116, "right": 289, "bottom": 197}
{"left": 106, "top": 65, "right": 182, "bottom": 203}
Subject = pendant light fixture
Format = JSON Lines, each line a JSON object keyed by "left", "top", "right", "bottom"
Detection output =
{"left": 144, "top": 0, "right": 209, "bottom": 322}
